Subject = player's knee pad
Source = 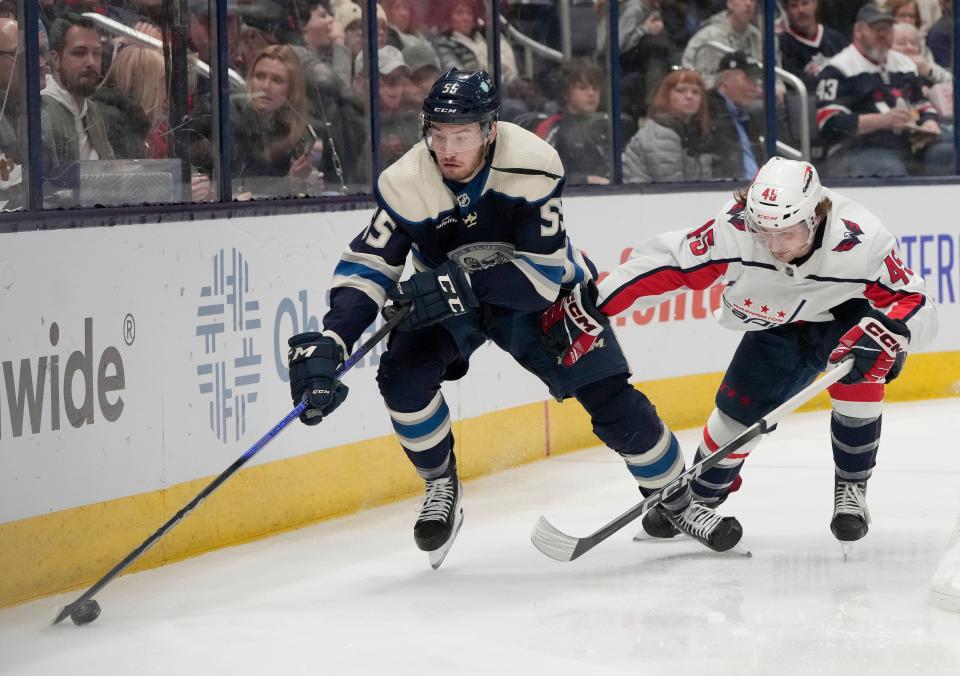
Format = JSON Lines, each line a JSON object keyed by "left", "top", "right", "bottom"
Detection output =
{"left": 376, "top": 349, "right": 447, "bottom": 412}
{"left": 578, "top": 376, "right": 663, "bottom": 456}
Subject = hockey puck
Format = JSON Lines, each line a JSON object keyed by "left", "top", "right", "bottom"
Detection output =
{"left": 70, "top": 599, "right": 101, "bottom": 626}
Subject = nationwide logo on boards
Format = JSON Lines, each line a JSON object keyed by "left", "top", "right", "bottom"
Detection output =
{"left": 0, "top": 316, "right": 129, "bottom": 439}
{"left": 195, "top": 248, "right": 263, "bottom": 443}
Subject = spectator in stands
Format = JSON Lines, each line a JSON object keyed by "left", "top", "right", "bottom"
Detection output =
{"left": 187, "top": 0, "right": 240, "bottom": 68}
{"left": 704, "top": 50, "right": 764, "bottom": 179}
{"left": 892, "top": 21, "right": 952, "bottom": 85}
{"left": 534, "top": 59, "right": 612, "bottom": 185}
{"left": 42, "top": 13, "right": 115, "bottom": 167}
{"left": 623, "top": 68, "right": 713, "bottom": 182}
{"left": 401, "top": 43, "right": 442, "bottom": 111}
{"left": 0, "top": 18, "right": 59, "bottom": 209}
{"left": 819, "top": 0, "right": 868, "bottom": 38}
{"left": 816, "top": 4, "right": 950, "bottom": 177}
{"left": 233, "top": 44, "right": 322, "bottom": 197}
{"left": 335, "top": 0, "right": 365, "bottom": 78}
{"left": 925, "top": 0, "right": 951, "bottom": 68}
{"left": 606, "top": 0, "right": 678, "bottom": 119}
{"left": 384, "top": 0, "right": 435, "bottom": 54}
{"left": 238, "top": 0, "right": 287, "bottom": 77}
{"left": 300, "top": 0, "right": 354, "bottom": 90}
{"left": 779, "top": 0, "right": 848, "bottom": 92}
{"left": 657, "top": 0, "right": 729, "bottom": 54}
{"left": 355, "top": 45, "right": 420, "bottom": 169}
{"left": 682, "top": 0, "right": 762, "bottom": 87}
{"left": 430, "top": 0, "right": 518, "bottom": 84}
{"left": 94, "top": 46, "right": 159, "bottom": 159}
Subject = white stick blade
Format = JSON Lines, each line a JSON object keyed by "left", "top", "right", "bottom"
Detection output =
{"left": 531, "top": 516, "right": 578, "bottom": 562}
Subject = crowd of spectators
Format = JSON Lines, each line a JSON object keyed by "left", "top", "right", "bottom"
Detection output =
{"left": 0, "top": 0, "right": 956, "bottom": 212}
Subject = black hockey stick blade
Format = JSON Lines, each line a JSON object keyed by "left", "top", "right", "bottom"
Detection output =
{"left": 531, "top": 360, "right": 853, "bottom": 562}
{"left": 52, "top": 307, "right": 409, "bottom": 625}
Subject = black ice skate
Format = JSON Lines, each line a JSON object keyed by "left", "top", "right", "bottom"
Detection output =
{"left": 830, "top": 476, "right": 870, "bottom": 542}
{"left": 414, "top": 464, "right": 463, "bottom": 569}
{"left": 637, "top": 505, "right": 681, "bottom": 540}
{"left": 664, "top": 502, "right": 743, "bottom": 552}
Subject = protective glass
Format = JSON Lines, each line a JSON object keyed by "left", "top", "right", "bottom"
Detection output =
{"left": 424, "top": 125, "right": 487, "bottom": 153}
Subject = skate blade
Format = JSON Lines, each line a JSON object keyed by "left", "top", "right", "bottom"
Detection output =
{"left": 632, "top": 531, "right": 751, "bottom": 557}
{"left": 840, "top": 542, "right": 854, "bottom": 562}
{"left": 428, "top": 508, "right": 463, "bottom": 570}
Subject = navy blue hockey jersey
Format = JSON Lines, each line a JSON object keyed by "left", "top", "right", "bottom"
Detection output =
{"left": 815, "top": 44, "right": 936, "bottom": 152}
{"left": 779, "top": 24, "right": 848, "bottom": 92}
{"left": 322, "top": 121, "right": 592, "bottom": 352}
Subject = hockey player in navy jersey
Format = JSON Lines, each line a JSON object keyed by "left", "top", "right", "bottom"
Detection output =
{"left": 286, "top": 68, "right": 743, "bottom": 568}
{"left": 542, "top": 157, "right": 937, "bottom": 542}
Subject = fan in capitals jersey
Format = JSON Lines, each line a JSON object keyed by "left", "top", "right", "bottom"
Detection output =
{"left": 589, "top": 157, "right": 937, "bottom": 543}
{"left": 286, "top": 69, "right": 746, "bottom": 566}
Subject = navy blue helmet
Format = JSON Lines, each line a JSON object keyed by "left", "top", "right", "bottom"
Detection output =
{"left": 421, "top": 69, "right": 500, "bottom": 127}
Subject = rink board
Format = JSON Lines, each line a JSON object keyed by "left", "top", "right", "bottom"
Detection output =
{"left": 1, "top": 184, "right": 958, "bottom": 606}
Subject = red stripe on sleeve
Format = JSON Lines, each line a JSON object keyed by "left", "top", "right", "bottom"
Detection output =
{"left": 816, "top": 107, "right": 843, "bottom": 128}
{"left": 602, "top": 262, "right": 728, "bottom": 316}
{"left": 864, "top": 282, "right": 924, "bottom": 320}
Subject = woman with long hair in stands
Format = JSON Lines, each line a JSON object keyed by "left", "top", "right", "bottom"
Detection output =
{"left": 235, "top": 44, "right": 322, "bottom": 197}
{"left": 96, "top": 46, "right": 171, "bottom": 159}
{"left": 622, "top": 68, "right": 713, "bottom": 183}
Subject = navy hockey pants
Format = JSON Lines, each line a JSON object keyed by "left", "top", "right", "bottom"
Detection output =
{"left": 376, "top": 306, "right": 687, "bottom": 504}
{"left": 691, "top": 300, "right": 904, "bottom": 504}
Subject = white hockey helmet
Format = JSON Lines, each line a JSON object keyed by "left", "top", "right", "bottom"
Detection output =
{"left": 744, "top": 157, "right": 822, "bottom": 234}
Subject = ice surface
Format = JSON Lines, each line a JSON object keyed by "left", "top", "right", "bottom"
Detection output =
{"left": 2, "top": 399, "right": 959, "bottom": 676}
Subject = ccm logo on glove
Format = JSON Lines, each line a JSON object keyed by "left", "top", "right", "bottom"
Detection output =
{"left": 863, "top": 320, "right": 903, "bottom": 353}
{"left": 437, "top": 274, "right": 467, "bottom": 314}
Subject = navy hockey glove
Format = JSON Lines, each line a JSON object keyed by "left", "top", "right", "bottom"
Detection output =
{"left": 539, "top": 282, "right": 608, "bottom": 367}
{"left": 287, "top": 333, "right": 349, "bottom": 425}
{"left": 829, "top": 312, "right": 909, "bottom": 384}
{"left": 385, "top": 261, "right": 478, "bottom": 331}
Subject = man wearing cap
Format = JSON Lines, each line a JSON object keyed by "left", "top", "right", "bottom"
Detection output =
{"left": 401, "top": 43, "right": 441, "bottom": 111}
{"left": 815, "top": 3, "right": 951, "bottom": 177}
{"left": 353, "top": 45, "right": 419, "bottom": 170}
{"left": 705, "top": 50, "right": 765, "bottom": 179}
{"left": 682, "top": 0, "right": 763, "bottom": 88}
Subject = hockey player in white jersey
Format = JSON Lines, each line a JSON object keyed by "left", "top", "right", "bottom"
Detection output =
{"left": 541, "top": 157, "right": 937, "bottom": 542}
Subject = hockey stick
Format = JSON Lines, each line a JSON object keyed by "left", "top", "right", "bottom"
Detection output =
{"left": 531, "top": 359, "right": 854, "bottom": 562}
{"left": 52, "top": 307, "right": 408, "bottom": 625}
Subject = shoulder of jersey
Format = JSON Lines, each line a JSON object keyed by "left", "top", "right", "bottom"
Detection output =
{"left": 485, "top": 121, "right": 564, "bottom": 204}
{"left": 712, "top": 197, "right": 752, "bottom": 238}
{"left": 824, "top": 44, "right": 917, "bottom": 76}
{"left": 376, "top": 141, "right": 449, "bottom": 225}
{"left": 819, "top": 187, "right": 893, "bottom": 265}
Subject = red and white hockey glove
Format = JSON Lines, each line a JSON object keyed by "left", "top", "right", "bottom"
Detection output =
{"left": 539, "top": 282, "right": 608, "bottom": 367}
{"left": 829, "top": 312, "right": 910, "bottom": 384}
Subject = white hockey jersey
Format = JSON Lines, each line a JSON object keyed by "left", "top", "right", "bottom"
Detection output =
{"left": 597, "top": 187, "right": 937, "bottom": 349}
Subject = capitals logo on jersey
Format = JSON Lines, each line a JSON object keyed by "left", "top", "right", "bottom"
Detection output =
{"left": 832, "top": 219, "right": 864, "bottom": 252}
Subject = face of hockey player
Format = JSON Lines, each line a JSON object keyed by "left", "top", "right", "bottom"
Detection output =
{"left": 427, "top": 121, "right": 496, "bottom": 181}
{"left": 751, "top": 222, "right": 813, "bottom": 262}
{"left": 854, "top": 19, "right": 894, "bottom": 63}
